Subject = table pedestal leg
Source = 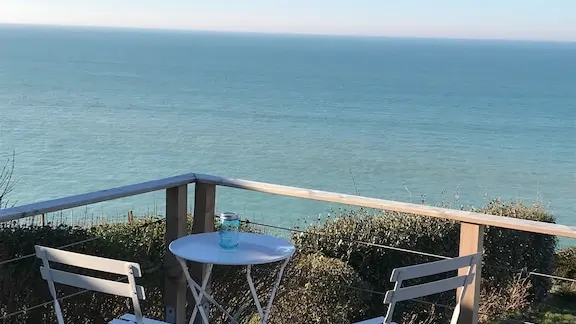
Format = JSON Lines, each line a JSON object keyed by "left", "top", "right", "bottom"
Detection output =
{"left": 246, "top": 257, "right": 291, "bottom": 324}
{"left": 190, "top": 264, "right": 213, "bottom": 323}
{"left": 177, "top": 258, "right": 239, "bottom": 324}
{"left": 177, "top": 258, "right": 212, "bottom": 324}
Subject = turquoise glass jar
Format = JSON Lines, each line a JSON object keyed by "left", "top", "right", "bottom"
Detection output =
{"left": 218, "top": 212, "right": 240, "bottom": 249}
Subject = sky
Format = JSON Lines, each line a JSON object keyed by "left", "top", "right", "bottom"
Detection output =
{"left": 1, "top": 0, "right": 575, "bottom": 42}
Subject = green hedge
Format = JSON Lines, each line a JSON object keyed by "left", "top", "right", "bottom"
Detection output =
{"left": 294, "top": 200, "right": 557, "bottom": 320}
{"left": 0, "top": 222, "right": 167, "bottom": 323}
{"left": 250, "top": 253, "right": 370, "bottom": 324}
{"left": 477, "top": 200, "right": 556, "bottom": 300}
{"left": 0, "top": 200, "right": 559, "bottom": 323}
{"left": 555, "top": 247, "right": 576, "bottom": 279}
{"left": 554, "top": 246, "right": 576, "bottom": 296}
{"left": 0, "top": 220, "right": 370, "bottom": 324}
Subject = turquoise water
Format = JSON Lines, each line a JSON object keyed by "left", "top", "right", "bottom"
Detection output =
{"left": 0, "top": 25, "right": 574, "bottom": 227}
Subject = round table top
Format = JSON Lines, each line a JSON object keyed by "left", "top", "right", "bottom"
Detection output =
{"left": 169, "top": 232, "right": 295, "bottom": 265}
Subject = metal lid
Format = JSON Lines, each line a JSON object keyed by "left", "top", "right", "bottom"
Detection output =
{"left": 218, "top": 212, "right": 239, "bottom": 220}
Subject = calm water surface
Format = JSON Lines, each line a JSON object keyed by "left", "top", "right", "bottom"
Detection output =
{"left": 0, "top": 25, "right": 574, "bottom": 227}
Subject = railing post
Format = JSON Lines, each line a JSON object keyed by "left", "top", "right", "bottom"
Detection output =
{"left": 190, "top": 182, "right": 216, "bottom": 323}
{"left": 165, "top": 185, "right": 188, "bottom": 324}
{"left": 457, "top": 222, "right": 484, "bottom": 324}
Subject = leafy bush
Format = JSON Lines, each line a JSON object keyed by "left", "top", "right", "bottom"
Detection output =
{"left": 555, "top": 247, "right": 576, "bottom": 279}
{"left": 0, "top": 221, "right": 167, "bottom": 323}
{"left": 478, "top": 274, "right": 532, "bottom": 323}
{"left": 0, "top": 200, "right": 559, "bottom": 323}
{"left": 294, "top": 208, "right": 459, "bottom": 320}
{"left": 553, "top": 246, "right": 576, "bottom": 296}
{"left": 262, "top": 253, "right": 370, "bottom": 324}
{"left": 536, "top": 312, "right": 576, "bottom": 324}
{"left": 476, "top": 200, "right": 557, "bottom": 300}
{"left": 294, "top": 200, "right": 557, "bottom": 318}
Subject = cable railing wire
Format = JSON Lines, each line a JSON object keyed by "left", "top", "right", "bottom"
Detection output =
{"left": 0, "top": 218, "right": 165, "bottom": 320}
{"left": 0, "top": 218, "right": 165, "bottom": 267}
{"left": 1, "top": 262, "right": 163, "bottom": 320}
{"left": 482, "top": 262, "right": 576, "bottom": 284}
{"left": 247, "top": 219, "right": 576, "bottom": 323}
{"left": 243, "top": 219, "right": 452, "bottom": 260}
{"left": 3, "top": 215, "right": 575, "bottom": 321}
{"left": 0, "top": 236, "right": 101, "bottom": 266}
{"left": 243, "top": 219, "right": 576, "bottom": 285}
{"left": 251, "top": 264, "right": 549, "bottom": 323}
{"left": 8, "top": 214, "right": 567, "bottom": 286}
{"left": 1, "top": 217, "right": 166, "bottom": 320}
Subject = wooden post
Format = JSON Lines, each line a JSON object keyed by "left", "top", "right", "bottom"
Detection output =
{"left": 192, "top": 182, "right": 215, "bottom": 234}
{"left": 190, "top": 182, "right": 216, "bottom": 324}
{"left": 164, "top": 185, "right": 188, "bottom": 324}
{"left": 457, "top": 222, "right": 484, "bottom": 324}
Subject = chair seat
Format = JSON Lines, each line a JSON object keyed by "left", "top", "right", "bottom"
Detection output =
{"left": 108, "top": 313, "right": 169, "bottom": 324}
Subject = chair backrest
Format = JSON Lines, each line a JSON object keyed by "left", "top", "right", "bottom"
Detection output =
{"left": 34, "top": 245, "right": 146, "bottom": 324}
{"left": 383, "top": 253, "right": 482, "bottom": 324}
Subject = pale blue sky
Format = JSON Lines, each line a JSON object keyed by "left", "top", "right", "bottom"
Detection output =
{"left": 1, "top": 0, "right": 575, "bottom": 41}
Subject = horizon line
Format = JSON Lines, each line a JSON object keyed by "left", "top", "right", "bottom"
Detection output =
{"left": 1, "top": 22, "right": 576, "bottom": 45}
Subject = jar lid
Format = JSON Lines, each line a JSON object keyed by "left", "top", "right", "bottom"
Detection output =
{"left": 218, "top": 212, "right": 239, "bottom": 220}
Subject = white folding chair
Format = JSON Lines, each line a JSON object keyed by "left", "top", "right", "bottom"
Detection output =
{"left": 353, "top": 253, "right": 482, "bottom": 324}
{"left": 35, "top": 245, "right": 169, "bottom": 324}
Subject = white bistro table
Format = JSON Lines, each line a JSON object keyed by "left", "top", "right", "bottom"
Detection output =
{"left": 169, "top": 232, "right": 295, "bottom": 324}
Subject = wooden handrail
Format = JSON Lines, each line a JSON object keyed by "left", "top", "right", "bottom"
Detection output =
{"left": 0, "top": 173, "right": 197, "bottom": 222}
{"left": 0, "top": 172, "right": 569, "bottom": 324}
{"left": 1, "top": 172, "right": 574, "bottom": 239}
{"left": 196, "top": 173, "right": 576, "bottom": 239}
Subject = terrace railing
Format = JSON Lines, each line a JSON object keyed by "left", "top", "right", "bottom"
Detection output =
{"left": 1, "top": 172, "right": 576, "bottom": 324}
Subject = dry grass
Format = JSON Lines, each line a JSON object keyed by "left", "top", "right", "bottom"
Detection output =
{"left": 478, "top": 275, "right": 532, "bottom": 323}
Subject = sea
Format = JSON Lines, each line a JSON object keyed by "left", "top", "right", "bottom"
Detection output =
{"left": 0, "top": 25, "right": 574, "bottom": 229}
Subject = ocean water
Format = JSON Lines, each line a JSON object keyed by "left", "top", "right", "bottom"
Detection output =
{"left": 0, "top": 25, "right": 574, "bottom": 228}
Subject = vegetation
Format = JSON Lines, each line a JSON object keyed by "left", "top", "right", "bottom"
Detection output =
{"left": 554, "top": 246, "right": 576, "bottom": 295}
{"left": 0, "top": 151, "right": 16, "bottom": 209}
{"left": 249, "top": 254, "right": 369, "bottom": 324}
{"left": 535, "top": 312, "right": 576, "bottom": 324}
{"left": 0, "top": 200, "right": 575, "bottom": 323}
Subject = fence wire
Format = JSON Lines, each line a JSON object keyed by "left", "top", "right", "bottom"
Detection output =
{"left": 245, "top": 219, "right": 576, "bottom": 323}
{"left": 0, "top": 218, "right": 165, "bottom": 320}
{"left": 243, "top": 219, "right": 576, "bottom": 285}
{"left": 3, "top": 215, "right": 576, "bottom": 322}
{"left": 243, "top": 219, "right": 452, "bottom": 260}
{"left": 1, "top": 262, "right": 163, "bottom": 321}
{"left": 0, "top": 218, "right": 164, "bottom": 267}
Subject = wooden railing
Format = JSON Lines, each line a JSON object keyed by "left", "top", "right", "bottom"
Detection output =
{"left": 1, "top": 172, "right": 575, "bottom": 324}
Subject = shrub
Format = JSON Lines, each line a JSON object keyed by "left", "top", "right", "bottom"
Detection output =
{"left": 0, "top": 221, "right": 167, "bottom": 323}
{"left": 293, "top": 208, "right": 459, "bottom": 320}
{"left": 477, "top": 200, "right": 557, "bottom": 300}
{"left": 249, "top": 253, "right": 370, "bottom": 324}
{"left": 553, "top": 246, "right": 576, "bottom": 296}
{"left": 0, "top": 221, "right": 370, "bottom": 324}
{"left": 555, "top": 247, "right": 576, "bottom": 279}
{"left": 0, "top": 225, "right": 90, "bottom": 323}
{"left": 0, "top": 200, "right": 558, "bottom": 323}
{"left": 478, "top": 274, "right": 532, "bottom": 323}
{"left": 294, "top": 200, "right": 557, "bottom": 318}
{"left": 535, "top": 312, "right": 576, "bottom": 324}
